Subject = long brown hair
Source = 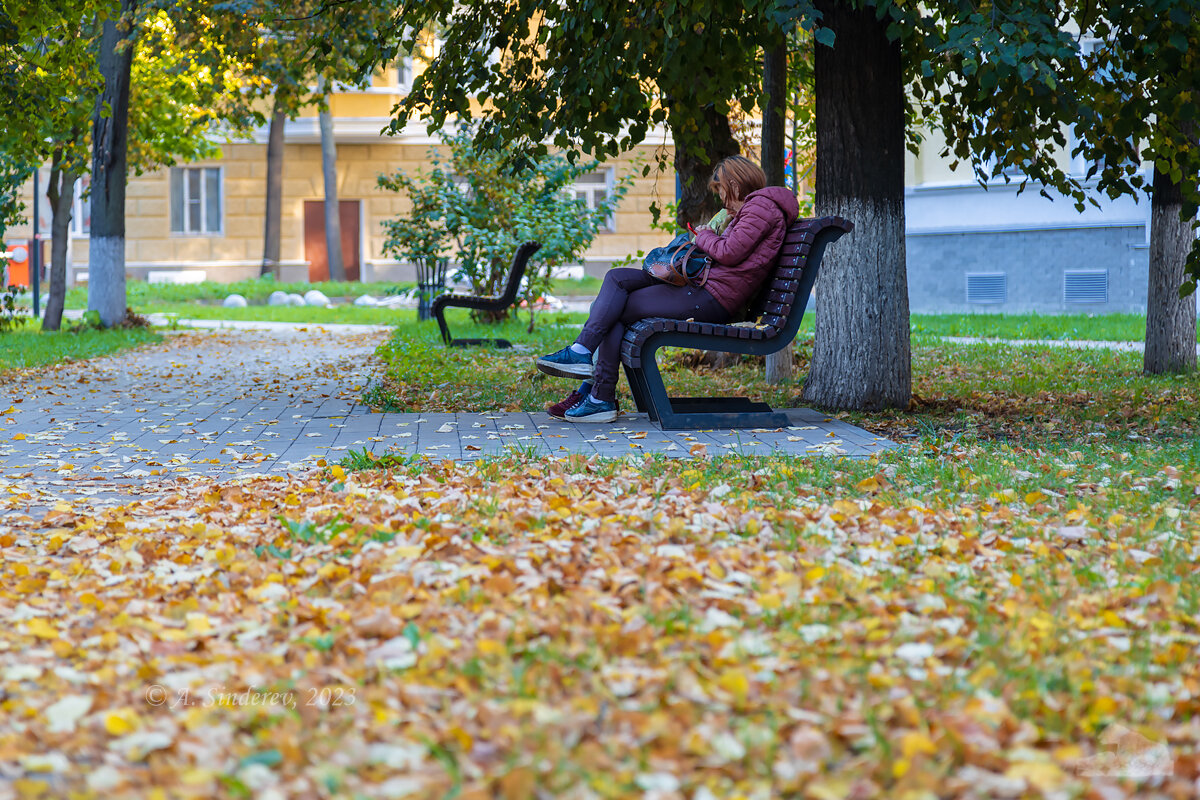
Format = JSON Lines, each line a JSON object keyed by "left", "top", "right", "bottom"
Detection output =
{"left": 709, "top": 155, "right": 766, "bottom": 202}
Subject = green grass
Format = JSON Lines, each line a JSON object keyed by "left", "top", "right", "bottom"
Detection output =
{"left": 62, "top": 278, "right": 403, "bottom": 308}
{"left": 366, "top": 309, "right": 590, "bottom": 412}
{"left": 368, "top": 312, "right": 1200, "bottom": 448}
{"left": 909, "top": 311, "right": 1200, "bottom": 342}
{"left": 549, "top": 275, "right": 603, "bottom": 296}
{"left": 53, "top": 273, "right": 1194, "bottom": 345}
{"left": 57, "top": 275, "right": 603, "bottom": 309}
{"left": 143, "top": 303, "right": 409, "bottom": 326}
{"left": 0, "top": 321, "right": 161, "bottom": 373}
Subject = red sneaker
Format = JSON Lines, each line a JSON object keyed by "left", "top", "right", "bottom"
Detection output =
{"left": 547, "top": 389, "right": 585, "bottom": 420}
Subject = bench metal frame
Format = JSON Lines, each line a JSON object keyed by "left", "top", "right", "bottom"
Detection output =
{"left": 621, "top": 218, "right": 852, "bottom": 430}
{"left": 431, "top": 242, "right": 541, "bottom": 348}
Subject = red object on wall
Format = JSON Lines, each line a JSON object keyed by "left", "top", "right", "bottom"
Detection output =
{"left": 4, "top": 243, "right": 30, "bottom": 287}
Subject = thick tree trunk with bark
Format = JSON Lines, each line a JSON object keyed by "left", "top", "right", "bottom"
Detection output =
{"left": 261, "top": 97, "right": 287, "bottom": 277}
{"left": 801, "top": 1, "right": 911, "bottom": 410}
{"left": 672, "top": 107, "right": 740, "bottom": 227}
{"left": 317, "top": 79, "right": 345, "bottom": 282}
{"left": 88, "top": 0, "right": 137, "bottom": 328}
{"left": 1145, "top": 165, "right": 1198, "bottom": 374}
{"left": 762, "top": 39, "right": 794, "bottom": 385}
{"left": 42, "top": 153, "right": 77, "bottom": 332}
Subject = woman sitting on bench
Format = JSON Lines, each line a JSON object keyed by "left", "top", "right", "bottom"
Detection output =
{"left": 536, "top": 155, "right": 800, "bottom": 422}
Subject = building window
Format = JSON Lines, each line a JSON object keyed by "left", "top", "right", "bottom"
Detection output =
{"left": 965, "top": 272, "right": 1007, "bottom": 304}
{"left": 170, "top": 166, "right": 222, "bottom": 234}
{"left": 70, "top": 175, "right": 90, "bottom": 236}
{"left": 572, "top": 170, "right": 614, "bottom": 232}
{"left": 397, "top": 57, "right": 414, "bottom": 91}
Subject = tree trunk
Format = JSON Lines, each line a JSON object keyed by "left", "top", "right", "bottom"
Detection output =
{"left": 261, "top": 95, "right": 286, "bottom": 277}
{"left": 317, "top": 77, "right": 346, "bottom": 282}
{"left": 43, "top": 153, "right": 77, "bottom": 333}
{"left": 763, "top": 39, "right": 794, "bottom": 385}
{"left": 88, "top": 0, "right": 137, "bottom": 328}
{"left": 1144, "top": 164, "right": 1198, "bottom": 374}
{"left": 672, "top": 107, "right": 740, "bottom": 227}
{"left": 762, "top": 41, "right": 787, "bottom": 187}
{"left": 801, "top": 1, "right": 911, "bottom": 411}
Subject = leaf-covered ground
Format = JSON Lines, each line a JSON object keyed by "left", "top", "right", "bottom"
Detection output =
{"left": 2, "top": 442, "right": 1197, "bottom": 798}
{"left": 2, "top": 318, "right": 1198, "bottom": 798}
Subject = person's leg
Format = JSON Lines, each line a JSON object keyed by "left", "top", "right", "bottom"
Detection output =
{"left": 587, "top": 324, "right": 626, "bottom": 402}
{"left": 576, "top": 268, "right": 658, "bottom": 352}
{"left": 538, "top": 268, "right": 659, "bottom": 379}
{"left": 586, "top": 284, "right": 730, "bottom": 403}
{"left": 620, "top": 283, "right": 730, "bottom": 327}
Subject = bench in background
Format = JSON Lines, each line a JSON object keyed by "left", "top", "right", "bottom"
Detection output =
{"left": 432, "top": 242, "right": 541, "bottom": 348}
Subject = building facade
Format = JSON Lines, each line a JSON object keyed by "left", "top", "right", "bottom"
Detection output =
{"left": 904, "top": 127, "right": 1155, "bottom": 315}
{"left": 4, "top": 67, "right": 681, "bottom": 288}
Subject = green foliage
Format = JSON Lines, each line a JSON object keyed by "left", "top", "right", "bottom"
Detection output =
{"left": 1068, "top": 0, "right": 1200, "bottom": 291}
{"left": 72, "top": 309, "right": 103, "bottom": 332}
{"left": 337, "top": 447, "right": 418, "bottom": 473}
{"left": 279, "top": 514, "right": 351, "bottom": 546}
{"left": 388, "top": 1, "right": 797, "bottom": 160}
{"left": 378, "top": 0, "right": 803, "bottom": 222}
{"left": 378, "top": 127, "right": 631, "bottom": 327}
{"left": 0, "top": 283, "right": 28, "bottom": 334}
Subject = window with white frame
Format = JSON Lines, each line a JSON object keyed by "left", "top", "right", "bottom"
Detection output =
{"left": 1073, "top": 38, "right": 1139, "bottom": 179}
{"left": 397, "top": 56, "right": 414, "bottom": 91}
{"left": 169, "top": 166, "right": 222, "bottom": 234}
{"left": 70, "top": 175, "right": 90, "bottom": 236}
{"left": 397, "top": 35, "right": 444, "bottom": 91}
{"left": 571, "top": 170, "right": 615, "bottom": 232}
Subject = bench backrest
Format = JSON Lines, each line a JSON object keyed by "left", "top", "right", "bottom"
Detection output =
{"left": 745, "top": 215, "right": 853, "bottom": 340}
{"left": 494, "top": 241, "right": 541, "bottom": 303}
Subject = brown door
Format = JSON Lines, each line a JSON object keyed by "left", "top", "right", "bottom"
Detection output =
{"left": 303, "top": 200, "right": 361, "bottom": 281}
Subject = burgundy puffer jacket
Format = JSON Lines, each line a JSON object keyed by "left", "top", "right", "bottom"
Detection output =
{"left": 693, "top": 186, "right": 800, "bottom": 314}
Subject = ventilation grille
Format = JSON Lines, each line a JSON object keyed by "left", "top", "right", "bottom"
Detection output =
{"left": 965, "top": 273, "right": 1007, "bottom": 304}
{"left": 1064, "top": 270, "right": 1108, "bottom": 304}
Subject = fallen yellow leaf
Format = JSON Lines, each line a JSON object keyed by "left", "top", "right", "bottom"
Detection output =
{"left": 26, "top": 619, "right": 58, "bottom": 640}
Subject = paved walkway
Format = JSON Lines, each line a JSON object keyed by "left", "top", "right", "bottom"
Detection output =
{"left": 939, "top": 335, "right": 1200, "bottom": 355}
{"left": 0, "top": 326, "right": 894, "bottom": 516}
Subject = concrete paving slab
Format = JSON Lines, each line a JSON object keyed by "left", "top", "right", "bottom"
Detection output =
{"left": 1, "top": 326, "right": 896, "bottom": 520}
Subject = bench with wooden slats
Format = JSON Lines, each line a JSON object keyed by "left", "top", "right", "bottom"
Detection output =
{"left": 432, "top": 241, "right": 541, "bottom": 348}
{"left": 620, "top": 216, "right": 853, "bottom": 429}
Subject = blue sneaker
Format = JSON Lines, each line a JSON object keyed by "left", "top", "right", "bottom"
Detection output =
{"left": 564, "top": 395, "right": 618, "bottom": 423}
{"left": 536, "top": 345, "right": 594, "bottom": 378}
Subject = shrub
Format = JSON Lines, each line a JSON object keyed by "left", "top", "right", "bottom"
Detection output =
{"left": 378, "top": 126, "right": 631, "bottom": 328}
{"left": 0, "top": 284, "right": 28, "bottom": 334}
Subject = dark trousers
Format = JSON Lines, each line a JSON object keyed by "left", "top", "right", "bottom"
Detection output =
{"left": 576, "top": 268, "right": 729, "bottom": 401}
